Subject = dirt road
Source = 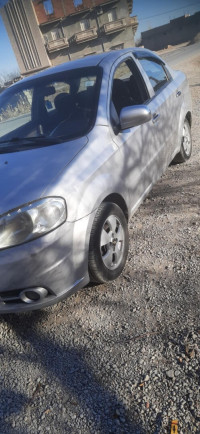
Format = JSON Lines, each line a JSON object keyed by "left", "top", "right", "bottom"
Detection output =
{"left": 159, "top": 40, "right": 200, "bottom": 67}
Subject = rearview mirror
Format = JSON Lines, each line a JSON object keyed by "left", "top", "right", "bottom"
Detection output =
{"left": 42, "top": 86, "right": 56, "bottom": 96}
{"left": 120, "top": 105, "right": 152, "bottom": 130}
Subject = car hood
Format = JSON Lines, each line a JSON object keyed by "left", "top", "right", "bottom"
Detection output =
{"left": 0, "top": 137, "right": 87, "bottom": 215}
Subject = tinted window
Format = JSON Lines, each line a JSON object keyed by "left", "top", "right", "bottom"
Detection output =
{"left": 139, "top": 58, "right": 169, "bottom": 92}
{"left": 0, "top": 67, "right": 102, "bottom": 153}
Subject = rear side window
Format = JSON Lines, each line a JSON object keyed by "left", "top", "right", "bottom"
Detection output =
{"left": 139, "top": 58, "right": 169, "bottom": 93}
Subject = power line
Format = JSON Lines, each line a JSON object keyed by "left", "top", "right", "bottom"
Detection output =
{"left": 138, "top": 1, "right": 200, "bottom": 21}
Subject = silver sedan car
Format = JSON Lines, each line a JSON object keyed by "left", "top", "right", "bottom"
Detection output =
{"left": 0, "top": 48, "right": 192, "bottom": 313}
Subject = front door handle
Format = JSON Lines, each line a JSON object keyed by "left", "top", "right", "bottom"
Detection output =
{"left": 152, "top": 113, "right": 160, "bottom": 124}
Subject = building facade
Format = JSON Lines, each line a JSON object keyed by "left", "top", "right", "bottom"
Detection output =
{"left": 1, "top": 0, "right": 138, "bottom": 76}
{"left": 1, "top": 0, "right": 51, "bottom": 75}
{"left": 141, "top": 12, "right": 200, "bottom": 51}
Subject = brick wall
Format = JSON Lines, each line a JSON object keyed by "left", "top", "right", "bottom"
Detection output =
{"left": 33, "top": 0, "right": 64, "bottom": 24}
{"left": 64, "top": 0, "right": 114, "bottom": 15}
{"left": 33, "top": 0, "right": 123, "bottom": 24}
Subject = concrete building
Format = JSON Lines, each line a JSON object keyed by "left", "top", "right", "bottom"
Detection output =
{"left": 1, "top": 0, "right": 138, "bottom": 76}
{"left": 0, "top": 0, "right": 51, "bottom": 76}
{"left": 141, "top": 12, "right": 200, "bottom": 51}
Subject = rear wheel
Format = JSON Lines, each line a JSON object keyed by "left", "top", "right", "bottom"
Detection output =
{"left": 89, "top": 202, "right": 129, "bottom": 283}
{"left": 173, "top": 119, "right": 192, "bottom": 164}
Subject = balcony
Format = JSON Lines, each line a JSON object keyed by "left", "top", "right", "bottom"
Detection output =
{"left": 47, "top": 37, "right": 69, "bottom": 53}
{"left": 74, "top": 27, "right": 98, "bottom": 44}
{"left": 103, "top": 16, "right": 138, "bottom": 34}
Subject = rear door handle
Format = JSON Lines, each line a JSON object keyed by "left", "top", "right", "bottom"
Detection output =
{"left": 176, "top": 90, "right": 181, "bottom": 97}
{"left": 152, "top": 113, "right": 160, "bottom": 124}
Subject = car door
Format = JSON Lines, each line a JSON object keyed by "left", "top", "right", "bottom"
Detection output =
{"left": 109, "top": 55, "right": 169, "bottom": 215}
{"left": 136, "top": 54, "right": 179, "bottom": 166}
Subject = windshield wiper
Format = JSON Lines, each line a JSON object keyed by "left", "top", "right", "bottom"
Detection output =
{"left": 0, "top": 136, "right": 63, "bottom": 145}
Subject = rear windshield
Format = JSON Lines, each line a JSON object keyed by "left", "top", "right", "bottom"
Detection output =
{"left": 0, "top": 66, "right": 102, "bottom": 153}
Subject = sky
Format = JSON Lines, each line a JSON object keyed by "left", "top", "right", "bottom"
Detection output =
{"left": 0, "top": 0, "right": 199, "bottom": 77}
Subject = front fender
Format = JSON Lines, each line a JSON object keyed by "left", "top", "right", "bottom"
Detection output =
{"left": 44, "top": 126, "right": 130, "bottom": 222}
{"left": 74, "top": 171, "right": 129, "bottom": 222}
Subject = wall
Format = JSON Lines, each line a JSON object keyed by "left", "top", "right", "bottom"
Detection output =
{"left": 33, "top": 0, "right": 125, "bottom": 24}
{"left": 40, "top": 0, "right": 137, "bottom": 64}
{"left": 1, "top": 0, "right": 136, "bottom": 75}
{"left": 141, "top": 12, "right": 200, "bottom": 51}
{"left": 1, "top": 0, "right": 50, "bottom": 76}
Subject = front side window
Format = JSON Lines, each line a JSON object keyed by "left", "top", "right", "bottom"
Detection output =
{"left": 139, "top": 58, "right": 169, "bottom": 92}
{"left": 0, "top": 67, "right": 102, "bottom": 153}
{"left": 111, "top": 59, "right": 148, "bottom": 117}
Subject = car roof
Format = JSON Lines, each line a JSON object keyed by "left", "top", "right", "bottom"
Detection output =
{"left": 18, "top": 51, "right": 116, "bottom": 86}
{"left": 12, "top": 48, "right": 164, "bottom": 87}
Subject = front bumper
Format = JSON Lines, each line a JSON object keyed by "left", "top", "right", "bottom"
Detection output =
{"left": 0, "top": 216, "right": 91, "bottom": 313}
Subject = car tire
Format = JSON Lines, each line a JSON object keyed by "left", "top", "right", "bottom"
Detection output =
{"left": 173, "top": 118, "right": 192, "bottom": 164}
{"left": 89, "top": 202, "right": 129, "bottom": 283}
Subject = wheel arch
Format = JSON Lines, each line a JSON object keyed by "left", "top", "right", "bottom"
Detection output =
{"left": 186, "top": 111, "right": 192, "bottom": 127}
{"left": 102, "top": 193, "right": 129, "bottom": 222}
{"left": 74, "top": 191, "right": 129, "bottom": 263}
{"left": 88, "top": 200, "right": 129, "bottom": 283}
{"left": 175, "top": 106, "right": 192, "bottom": 158}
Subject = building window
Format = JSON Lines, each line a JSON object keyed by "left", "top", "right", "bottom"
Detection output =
{"left": 73, "top": 0, "right": 83, "bottom": 6}
{"left": 80, "top": 19, "right": 90, "bottom": 31}
{"left": 108, "top": 9, "right": 117, "bottom": 22}
{"left": 51, "top": 29, "right": 62, "bottom": 40}
{"left": 43, "top": 0, "right": 54, "bottom": 15}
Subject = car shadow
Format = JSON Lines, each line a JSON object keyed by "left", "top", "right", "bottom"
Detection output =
{"left": 1, "top": 312, "right": 144, "bottom": 433}
{"left": 0, "top": 388, "right": 28, "bottom": 434}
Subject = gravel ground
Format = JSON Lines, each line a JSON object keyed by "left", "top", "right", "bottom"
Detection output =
{"left": 0, "top": 53, "right": 199, "bottom": 434}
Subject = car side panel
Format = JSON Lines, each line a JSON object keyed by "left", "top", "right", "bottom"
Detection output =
{"left": 172, "top": 71, "right": 192, "bottom": 157}
{"left": 146, "top": 80, "right": 179, "bottom": 168}
{"left": 43, "top": 126, "right": 131, "bottom": 221}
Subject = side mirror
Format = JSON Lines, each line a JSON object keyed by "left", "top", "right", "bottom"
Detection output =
{"left": 120, "top": 105, "right": 152, "bottom": 130}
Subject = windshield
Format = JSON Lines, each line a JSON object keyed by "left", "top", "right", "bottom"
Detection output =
{"left": 0, "top": 66, "right": 102, "bottom": 153}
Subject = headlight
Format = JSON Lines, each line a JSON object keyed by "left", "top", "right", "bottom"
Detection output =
{"left": 0, "top": 197, "right": 67, "bottom": 250}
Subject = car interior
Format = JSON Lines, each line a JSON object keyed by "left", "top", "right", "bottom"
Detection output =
{"left": 0, "top": 77, "right": 98, "bottom": 144}
{"left": 38, "top": 82, "right": 96, "bottom": 137}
